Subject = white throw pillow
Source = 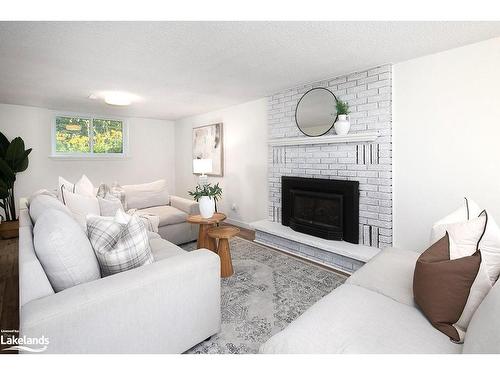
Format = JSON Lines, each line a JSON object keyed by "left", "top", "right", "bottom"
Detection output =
{"left": 98, "top": 193, "right": 124, "bottom": 217}
{"left": 430, "top": 197, "right": 482, "bottom": 244}
{"left": 58, "top": 174, "right": 95, "bottom": 198}
{"left": 33, "top": 209, "right": 101, "bottom": 292}
{"left": 478, "top": 213, "right": 500, "bottom": 284}
{"left": 74, "top": 174, "right": 95, "bottom": 197}
{"left": 86, "top": 210, "right": 154, "bottom": 276}
{"left": 58, "top": 176, "right": 74, "bottom": 201}
{"left": 122, "top": 179, "right": 170, "bottom": 210}
{"left": 61, "top": 187, "right": 100, "bottom": 229}
{"left": 446, "top": 215, "right": 487, "bottom": 260}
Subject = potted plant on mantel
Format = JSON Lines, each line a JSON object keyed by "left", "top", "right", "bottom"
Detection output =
{"left": 334, "top": 100, "right": 351, "bottom": 135}
{"left": 188, "top": 183, "right": 223, "bottom": 219}
{"left": 0, "top": 132, "right": 32, "bottom": 239}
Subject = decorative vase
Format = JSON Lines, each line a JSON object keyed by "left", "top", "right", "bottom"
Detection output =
{"left": 199, "top": 196, "right": 215, "bottom": 218}
{"left": 334, "top": 114, "right": 351, "bottom": 135}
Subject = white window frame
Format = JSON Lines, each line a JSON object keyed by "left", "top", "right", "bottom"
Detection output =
{"left": 51, "top": 113, "right": 129, "bottom": 159}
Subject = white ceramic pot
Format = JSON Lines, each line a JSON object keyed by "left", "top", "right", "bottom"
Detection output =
{"left": 199, "top": 196, "right": 216, "bottom": 218}
{"left": 334, "top": 114, "right": 351, "bottom": 135}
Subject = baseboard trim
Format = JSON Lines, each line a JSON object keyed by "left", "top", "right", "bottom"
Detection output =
{"left": 254, "top": 238, "right": 352, "bottom": 276}
{"left": 224, "top": 218, "right": 253, "bottom": 230}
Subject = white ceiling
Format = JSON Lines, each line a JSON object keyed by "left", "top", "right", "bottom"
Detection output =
{"left": 1, "top": 21, "right": 500, "bottom": 120}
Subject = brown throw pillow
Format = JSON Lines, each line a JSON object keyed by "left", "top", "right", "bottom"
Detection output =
{"left": 413, "top": 233, "right": 481, "bottom": 342}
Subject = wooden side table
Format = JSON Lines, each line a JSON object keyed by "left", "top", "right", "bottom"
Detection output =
{"left": 207, "top": 226, "right": 240, "bottom": 278}
{"left": 187, "top": 213, "right": 226, "bottom": 251}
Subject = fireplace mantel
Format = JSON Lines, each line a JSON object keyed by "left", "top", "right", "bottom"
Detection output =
{"left": 268, "top": 131, "right": 379, "bottom": 147}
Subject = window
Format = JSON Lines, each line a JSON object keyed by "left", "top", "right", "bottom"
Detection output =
{"left": 53, "top": 115, "right": 127, "bottom": 157}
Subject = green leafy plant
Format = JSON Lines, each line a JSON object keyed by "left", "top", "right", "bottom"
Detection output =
{"left": 336, "top": 100, "right": 350, "bottom": 115}
{"left": 188, "top": 183, "right": 223, "bottom": 211}
{"left": 0, "top": 132, "right": 32, "bottom": 222}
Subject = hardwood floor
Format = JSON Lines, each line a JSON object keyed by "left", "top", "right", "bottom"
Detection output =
{"left": 221, "top": 223, "right": 255, "bottom": 241}
{"left": 0, "top": 238, "right": 19, "bottom": 354}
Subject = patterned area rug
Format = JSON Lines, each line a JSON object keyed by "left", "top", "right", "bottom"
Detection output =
{"left": 181, "top": 237, "right": 347, "bottom": 354}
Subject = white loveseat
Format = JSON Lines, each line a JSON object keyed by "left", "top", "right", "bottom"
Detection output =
{"left": 19, "top": 198, "right": 221, "bottom": 354}
{"left": 260, "top": 247, "right": 500, "bottom": 354}
{"left": 121, "top": 180, "right": 199, "bottom": 245}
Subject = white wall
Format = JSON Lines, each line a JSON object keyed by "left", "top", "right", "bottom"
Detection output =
{"left": 0, "top": 103, "right": 176, "bottom": 209}
{"left": 175, "top": 98, "right": 268, "bottom": 227}
{"left": 393, "top": 37, "right": 500, "bottom": 251}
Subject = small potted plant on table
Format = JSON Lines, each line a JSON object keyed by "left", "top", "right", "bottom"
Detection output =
{"left": 0, "top": 132, "right": 32, "bottom": 239}
{"left": 188, "top": 183, "right": 222, "bottom": 218}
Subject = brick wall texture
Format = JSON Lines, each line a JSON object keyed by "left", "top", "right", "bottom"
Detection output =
{"left": 268, "top": 65, "right": 392, "bottom": 248}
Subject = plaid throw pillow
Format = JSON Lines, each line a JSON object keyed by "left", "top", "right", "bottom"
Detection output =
{"left": 87, "top": 210, "right": 154, "bottom": 276}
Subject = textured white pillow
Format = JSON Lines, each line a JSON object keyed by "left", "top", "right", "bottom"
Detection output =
{"left": 430, "top": 198, "right": 482, "bottom": 244}
{"left": 61, "top": 187, "right": 100, "bottom": 229}
{"left": 98, "top": 193, "right": 124, "bottom": 217}
{"left": 123, "top": 179, "right": 170, "bottom": 210}
{"left": 33, "top": 209, "right": 101, "bottom": 292}
{"left": 86, "top": 210, "right": 154, "bottom": 276}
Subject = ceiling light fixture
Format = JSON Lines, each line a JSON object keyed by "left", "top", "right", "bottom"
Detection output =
{"left": 103, "top": 91, "right": 135, "bottom": 106}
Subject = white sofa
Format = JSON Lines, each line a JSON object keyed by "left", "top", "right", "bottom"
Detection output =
{"left": 260, "top": 247, "right": 500, "bottom": 354}
{"left": 135, "top": 195, "right": 199, "bottom": 245}
{"left": 19, "top": 200, "right": 221, "bottom": 354}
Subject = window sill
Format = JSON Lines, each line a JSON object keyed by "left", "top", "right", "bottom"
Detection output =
{"left": 49, "top": 154, "right": 130, "bottom": 161}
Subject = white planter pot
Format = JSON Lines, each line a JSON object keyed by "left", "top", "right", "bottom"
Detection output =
{"left": 199, "top": 196, "right": 215, "bottom": 218}
{"left": 334, "top": 114, "right": 351, "bottom": 135}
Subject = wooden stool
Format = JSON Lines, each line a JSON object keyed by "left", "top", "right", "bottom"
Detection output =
{"left": 207, "top": 226, "right": 240, "bottom": 278}
{"left": 187, "top": 213, "right": 227, "bottom": 251}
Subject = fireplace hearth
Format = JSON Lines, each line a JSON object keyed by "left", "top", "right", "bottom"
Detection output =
{"left": 282, "top": 176, "right": 359, "bottom": 244}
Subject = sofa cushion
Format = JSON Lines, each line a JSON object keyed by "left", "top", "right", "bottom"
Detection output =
{"left": 260, "top": 284, "right": 462, "bottom": 354}
{"left": 33, "top": 209, "right": 101, "bottom": 292}
{"left": 346, "top": 247, "right": 419, "bottom": 306}
{"left": 149, "top": 238, "right": 186, "bottom": 261}
{"left": 136, "top": 205, "right": 187, "bottom": 226}
{"left": 29, "top": 194, "right": 71, "bottom": 224}
{"left": 463, "top": 280, "right": 500, "bottom": 353}
{"left": 123, "top": 179, "right": 170, "bottom": 210}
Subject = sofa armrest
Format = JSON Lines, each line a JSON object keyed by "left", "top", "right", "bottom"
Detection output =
{"left": 170, "top": 195, "right": 199, "bottom": 215}
{"left": 21, "top": 250, "right": 221, "bottom": 353}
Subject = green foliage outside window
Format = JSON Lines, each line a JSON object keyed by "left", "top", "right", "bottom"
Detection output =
{"left": 93, "top": 119, "right": 123, "bottom": 153}
{"left": 55, "top": 116, "right": 91, "bottom": 153}
{"left": 55, "top": 116, "right": 124, "bottom": 155}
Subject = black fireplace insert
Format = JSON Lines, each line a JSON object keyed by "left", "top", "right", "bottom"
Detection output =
{"left": 281, "top": 176, "right": 359, "bottom": 243}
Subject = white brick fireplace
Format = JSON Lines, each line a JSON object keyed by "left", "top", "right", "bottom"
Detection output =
{"left": 252, "top": 64, "right": 392, "bottom": 273}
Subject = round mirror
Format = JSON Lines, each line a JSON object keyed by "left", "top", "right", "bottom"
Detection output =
{"left": 295, "top": 88, "right": 338, "bottom": 137}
